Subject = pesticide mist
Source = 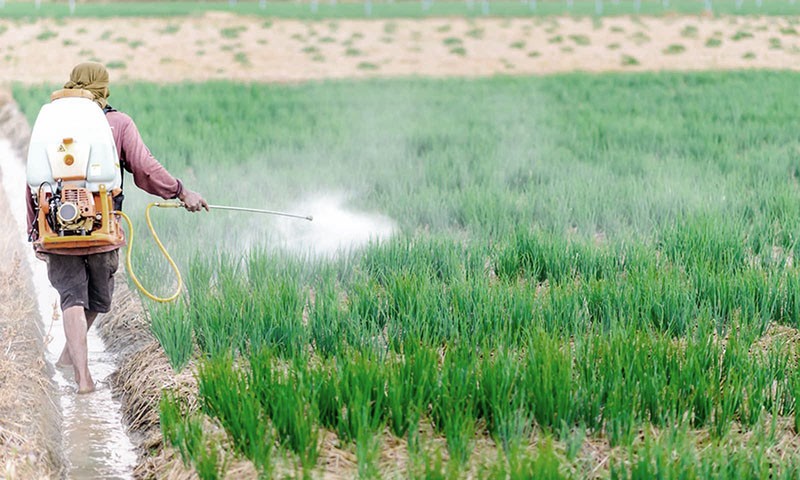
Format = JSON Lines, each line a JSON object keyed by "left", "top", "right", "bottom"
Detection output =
{"left": 242, "top": 193, "right": 396, "bottom": 257}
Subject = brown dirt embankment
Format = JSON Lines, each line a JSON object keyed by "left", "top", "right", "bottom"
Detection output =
{"left": 0, "top": 93, "right": 62, "bottom": 479}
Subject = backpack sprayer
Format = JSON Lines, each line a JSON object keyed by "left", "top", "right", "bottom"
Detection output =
{"left": 27, "top": 90, "right": 312, "bottom": 303}
{"left": 27, "top": 90, "right": 125, "bottom": 250}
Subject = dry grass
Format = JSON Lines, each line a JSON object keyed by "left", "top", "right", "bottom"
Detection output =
{"left": 0, "top": 145, "right": 61, "bottom": 478}
{"left": 0, "top": 91, "right": 32, "bottom": 154}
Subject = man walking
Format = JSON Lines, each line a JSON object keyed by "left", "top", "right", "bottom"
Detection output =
{"left": 25, "top": 62, "right": 208, "bottom": 393}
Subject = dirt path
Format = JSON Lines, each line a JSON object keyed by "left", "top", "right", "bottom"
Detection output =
{"left": 1, "top": 12, "right": 799, "bottom": 85}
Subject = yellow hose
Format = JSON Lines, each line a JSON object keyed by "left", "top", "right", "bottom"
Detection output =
{"left": 115, "top": 202, "right": 184, "bottom": 303}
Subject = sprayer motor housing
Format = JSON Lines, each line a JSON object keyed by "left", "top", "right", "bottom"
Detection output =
{"left": 47, "top": 185, "right": 98, "bottom": 235}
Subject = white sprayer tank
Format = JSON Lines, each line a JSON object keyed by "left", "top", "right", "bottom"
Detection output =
{"left": 27, "top": 97, "right": 120, "bottom": 193}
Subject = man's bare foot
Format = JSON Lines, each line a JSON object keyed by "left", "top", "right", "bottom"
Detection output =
{"left": 73, "top": 365, "right": 94, "bottom": 394}
{"left": 77, "top": 381, "right": 95, "bottom": 394}
{"left": 56, "top": 346, "right": 73, "bottom": 367}
{"left": 75, "top": 369, "right": 94, "bottom": 394}
{"left": 55, "top": 356, "right": 73, "bottom": 368}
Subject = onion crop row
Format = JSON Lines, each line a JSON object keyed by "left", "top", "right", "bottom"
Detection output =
{"left": 154, "top": 226, "right": 800, "bottom": 367}
{"left": 161, "top": 325, "right": 799, "bottom": 477}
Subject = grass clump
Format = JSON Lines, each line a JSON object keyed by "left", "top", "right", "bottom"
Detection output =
{"left": 105, "top": 60, "right": 127, "bottom": 70}
{"left": 621, "top": 54, "right": 640, "bottom": 66}
{"left": 198, "top": 356, "right": 273, "bottom": 476}
{"left": 249, "top": 350, "right": 319, "bottom": 473}
{"left": 466, "top": 27, "right": 484, "bottom": 39}
{"left": 433, "top": 346, "right": 478, "bottom": 467}
{"left": 35, "top": 30, "right": 57, "bottom": 41}
{"left": 158, "top": 24, "right": 180, "bottom": 35}
{"left": 160, "top": 393, "right": 228, "bottom": 480}
{"left": 386, "top": 345, "right": 437, "bottom": 438}
{"left": 357, "top": 62, "right": 379, "bottom": 71}
{"left": 731, "top": 30, "right": 754, "bottom": 41}
{"left": 569, "top": 34, "right": 590, "bottom": 46}
{"left": 220, "top": 26, "right": 247, "bottom": 39}
{"left": 233, "top": 52, "right": 250, "bottom": 66}
{"left": 383, "top": 21, "right": 397, "bottom": 34}
{"left": 630, "top": 31, "right": 650, "bottom": 45}
{"left": 680, "top": 25, "right": 699, "bottom": 38}
{"left": 663, "top": 44, "right": 686, "bottom": 55}
{"left": 150, "top": 303, "right": 193, "bottom": 371}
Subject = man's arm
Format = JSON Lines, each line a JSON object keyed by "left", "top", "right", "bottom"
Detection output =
{"left": 113, "top": 112, "right": 208, "bottom": 212}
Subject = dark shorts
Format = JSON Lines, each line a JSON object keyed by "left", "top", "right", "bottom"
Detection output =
{"left": 45, "top": 250, "right": 120, "bottom": 313}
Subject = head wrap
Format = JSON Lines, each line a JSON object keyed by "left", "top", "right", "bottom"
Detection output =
{"left": 64, "top": 62, "right": 110, "bottom": 109}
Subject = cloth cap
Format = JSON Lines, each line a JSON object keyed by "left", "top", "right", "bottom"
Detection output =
{"left": 64, "top": 62, "right": 110, "bottom": 109}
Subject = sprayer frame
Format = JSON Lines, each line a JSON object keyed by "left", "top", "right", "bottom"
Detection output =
{"left": 35, "top": 183, "right": 124, "bottom": 249}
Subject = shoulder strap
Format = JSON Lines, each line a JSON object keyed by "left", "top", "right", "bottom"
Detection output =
{"left": 102, "top": 105, "right": 124, "bottom": 189}
{"left": 103, "top": 104, "right": 125, "bottom": 210}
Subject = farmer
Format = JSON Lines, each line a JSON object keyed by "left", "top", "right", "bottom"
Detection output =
{"left": 25, "top": 62, "right": 208, "bottom": 394}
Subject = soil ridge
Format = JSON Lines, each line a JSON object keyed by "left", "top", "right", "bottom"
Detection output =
{"left": 0, "top": 92, "right": 63, "bottom": 480}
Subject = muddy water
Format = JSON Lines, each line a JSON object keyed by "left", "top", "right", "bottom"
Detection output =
{"left": 0, "top": 140, "right": 137, "bottom": 479}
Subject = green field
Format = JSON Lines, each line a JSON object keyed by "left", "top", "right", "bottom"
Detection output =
{"left": 3, "top": 0, "right": 800, "bottom": 19}
{"left": 14, "top": 71, "right": 800, "bottom": 477}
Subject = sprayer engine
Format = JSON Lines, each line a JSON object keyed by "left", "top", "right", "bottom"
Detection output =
{"left": 48, "top": 186, "right": 97, "bottom": 235}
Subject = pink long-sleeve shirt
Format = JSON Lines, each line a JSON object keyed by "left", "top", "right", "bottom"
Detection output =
{"left": 26, "top": 110, "right": 184, "bottom": 255}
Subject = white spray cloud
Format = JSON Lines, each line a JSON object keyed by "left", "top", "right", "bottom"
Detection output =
{"left": 235, "top": 193, "right": 396, "bottom": 258}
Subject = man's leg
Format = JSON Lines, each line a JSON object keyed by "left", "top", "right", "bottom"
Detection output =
{"left": 56, "top": 309, "right": 98, "bottom": 367}
{"left": 44, "top": 253, "right": 93, "bottom": 392}
{"left": 63, "top": 305, "right": 94, "bottom": 394}
{"left": 47, "top": 250, "right": 118, "bottom": 393}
